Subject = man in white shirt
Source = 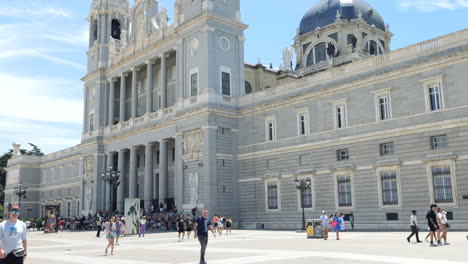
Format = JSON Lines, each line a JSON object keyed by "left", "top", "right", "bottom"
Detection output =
{"left": 0, "top": 205, "right": 28, "bottom": 263}
{"left": 407, "top": 210, "right": 422, "bottom": 243}
{"left": 319, "top": 211, "right": 329, "bottom": 240}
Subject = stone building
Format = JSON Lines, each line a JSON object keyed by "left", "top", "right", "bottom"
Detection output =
{"left": 4, "top": 0, "right": 468, "bottom": 229}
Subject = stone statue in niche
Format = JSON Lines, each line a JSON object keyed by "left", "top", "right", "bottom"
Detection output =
{"left": 84, "top": 184, "right": 92, "bottom": 211}
{"left": 189, "top": 172, "right": 199, "bottom": 206}
{"left": 183, "top": 129, "right": 203, "bottom": 161}
{"left": 84, "top": 156, "right": 94, "bottom": 179}
{"left": 12, "top": 142, "right": 21, "bottom": 157}
{"left": 281, "top": 47, "right": 293, "bottom": 71}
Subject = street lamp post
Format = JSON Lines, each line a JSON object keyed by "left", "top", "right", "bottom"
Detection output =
{"left": 295, "top": 177, "right": 311, "bottom": 231}
{"left": 13, "top": 184, "right": 27, "bottom": 208}
{"left": 26, "top": 206, "right": 32, "bottom": 219}
{"left": 101, "top": 164, "right": 120, "bottom": 212}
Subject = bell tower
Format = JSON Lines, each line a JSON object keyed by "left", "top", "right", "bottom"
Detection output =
{"left": 87, "top": 0, "right": 130, "bottom": 73}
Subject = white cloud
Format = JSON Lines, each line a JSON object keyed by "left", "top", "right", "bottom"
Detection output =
{"left": 42, "top": 29, "right": 89, "bottom": 48}
{"left": 398, "top": 0, "right": 468, "bottom": 11}
{"left": 0, "top": 49, "right": 86, "bottom": 71}
{"left": 0, "top": 73, "right": 83, "bottom": 124}
{"left": 0, "top": 7, "right": 72, "bottom": 19}
{"left": 0, "top": 117, "right": 81, "bottom": 154}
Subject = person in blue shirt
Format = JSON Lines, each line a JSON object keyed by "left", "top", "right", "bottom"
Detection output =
{"left": 194, "top": 209, "right": 216, "bottom": 264}
{"left": 332, "top": 212, "right": 343, "bottom": 240}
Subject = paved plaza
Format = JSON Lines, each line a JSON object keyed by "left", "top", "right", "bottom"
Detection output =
{"left": 27, "top": 230, "right": 468, "bottom": 264}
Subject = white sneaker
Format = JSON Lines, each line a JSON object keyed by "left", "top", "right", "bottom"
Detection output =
{"left": 444, "top": 242, "right": 450, "bottom": 245}
{"left": 430, "top": 243, "right": 438, "bottom": 247}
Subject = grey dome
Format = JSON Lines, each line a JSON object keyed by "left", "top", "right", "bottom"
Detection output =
{"left": 299, "top": 0, "right": 385, "bottom": 35}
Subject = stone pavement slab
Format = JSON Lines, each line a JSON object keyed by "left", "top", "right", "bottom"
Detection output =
{"left": 26, "top": 230, "right": 468, "bottom": 264}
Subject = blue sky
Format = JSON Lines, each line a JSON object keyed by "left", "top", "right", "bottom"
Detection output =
{"left": 0, "top": 0, "right": 466, "bottom": 155}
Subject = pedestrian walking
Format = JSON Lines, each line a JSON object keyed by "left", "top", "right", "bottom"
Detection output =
{"left": 139, "top": 216, "right": 147, "bottom": 238}
{"left": 115, "top": 217, "right": 122, "bottom": 246}
{"left": 177, "top": 214, "right": 187, "bottom": 242}
{"left": 194, "top": 209, "right": 217, "bottom": 264}
{"left": 185, "top": 216, "right": 193, "bottom": 240}
{"left": 349, "top": 213, "right": 355, "bottom": 231}
{"left": 332, "top": 212, "right": 343, "bottom": 240}
{"left": 426, "top": 204, "right": 441, "bottom": 247}
{"left": 407, "top": 210, "right": 422, "bottom": 243}
{"left": 437, "top": 207, "right": 450, "bottom": 245}
{"left": 320, "top": 211, "right": 329, "bottom": 240}
{"left": 225, "top": 216, "right": 232, "bottom": 235}
{"left": 104, "top": 217, "right": 116, "bottom": 255}
{"left": 96, "top": 216, "right": 103, "bottom": 237}
{"left": 0, "top": 205, "right": 28, "bottom": 264}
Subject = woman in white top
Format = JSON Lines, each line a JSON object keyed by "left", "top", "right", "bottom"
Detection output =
{"left": 437, "top": 207, "right": 449, "bottom": 245}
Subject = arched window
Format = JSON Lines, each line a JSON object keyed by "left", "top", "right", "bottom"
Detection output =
{"left": 365, "top": 40, "right": 378, "bottom": 55}
{"left": 347, "top": 34, "right": 357, "bottom": 49}
{"left": 245, "top": 81, "right": 252, "bottom": 94}
{"left": 92, "top": 20, "right": 98, "bottom": 42}
{"left": 111, "top": 19, "right": 121, "bottom": 40}
{"left": 306, "top": 50, "right": 314, "bottom": 67}
{"left": 315, "top": 42, "right": 327, "bottom": 63}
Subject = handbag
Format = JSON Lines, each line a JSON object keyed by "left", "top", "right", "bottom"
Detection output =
{"left": 445, "top": 223, "right": 450, "bottom": 228}
{"left": 331, "top": 221, "right": 338, "bottom": 228}
{"left": 12, "top": 249, "right": 25, "bottom": 257}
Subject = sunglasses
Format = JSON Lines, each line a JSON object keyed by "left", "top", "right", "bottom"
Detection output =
{"left": 11, "top": 211, "right": 20, "bottom": 215}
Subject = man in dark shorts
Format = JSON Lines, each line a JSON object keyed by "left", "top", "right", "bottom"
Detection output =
{"left": 177, "top": 214, "right": 186, "bottom": 242}
{"left": 185, "top": 216, "right": 193, "bottom": 239}
{"left": 194, "top": 209, "right": 216, "bottom": 264}
{"left": 426, "top": 204, "right": 441, "bottom": 247}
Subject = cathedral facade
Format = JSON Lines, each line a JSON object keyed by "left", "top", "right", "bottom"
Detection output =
{"left": 4, "top": 0, "right": 468, "bottom": 229}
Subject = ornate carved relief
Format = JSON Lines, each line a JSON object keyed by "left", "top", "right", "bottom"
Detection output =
{"left": 6, "top": 169, "right": 19, "bottom": 185}
{"left": 83, "top": 156, "right": 95, "bottom": 180}
{"left": 189, "top": 172, "right": 199, "bottom": 206}
{"left": 183, "top": 129, "right": 203, "bottom": 161}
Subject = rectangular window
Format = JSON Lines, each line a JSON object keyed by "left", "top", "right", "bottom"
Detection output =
{"left": 380, "top": 142, "right": 394, "bottom": 156}
{"left": 386, "top": 213, "right": 399, "bottom": 221}
{"left": 378, "top": 95, "right": 390, "bottom": 120}
{"left": 265, "top": 117, "right": 276, "bottom": 142}
{"left": 267, "top": 183, "right": 279, "bottom": 210}
{"left": 335, "top": 104, "right": 346, "bottom": 128}
{"left": 431, "top": 135, "right": 448, "bottom": 149}
{"left": 190, "top": 73, "right": 198, "bottom": 97}
{"left": 89, "top": 113, "right": 95, "bottom": 131}
{"left": 301, "top": 187, "right": 313, "bottom": 208}
{"left": 432, "top": 167, "right": 453, "bottom": 203}
{"left": 428, "top": 84, "right": 442, "bottom": 111}
{"left": 67, "top": 202, "right": 71, "bottom": 217}
{"left": 337, "top": 149, "right": 349, "bottom": 161}
{"left": 338, "top": 176, "right": 352, "bottom": 207}
{"left": 222, "top": 72, "right": 231, "bottom": 96}
{"left": 381, "top": 171, "right": 398, "bottom": 205}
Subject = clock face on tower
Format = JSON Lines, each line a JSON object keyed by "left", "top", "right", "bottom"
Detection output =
{"left": 219, "top": 37, "right": 231, "bottom": 51}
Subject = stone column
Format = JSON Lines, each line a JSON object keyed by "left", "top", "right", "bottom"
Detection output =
{"left": 117, "top": 149, "right": 126, "bottom": 212}
{"left": 174, "top": 134, "right": 184, "bottom": 210}
{"left": 144, "top": 143, "right": 154, "bottom": 209}
{"left": 160, "top": 54, "right": 167, "bottom": 109}
{"left": 93, "top": 154, "right": 105, "bottom": 212}
{"left": 146, "top": 61, "right": 154, "bottom": 113}
{"left": 203, "top": 127, "right": 218, "bottom": 214}
{"left": 105, "top": 153, "right": 113, "bottom": 210}
{"left": 108, "top": 78, "right": 115, "bottom": 126}
{"left": 158, "top": 139, "right": 168, "bottom": 201}
{"left": 78, "top": 157, "right": 84, "bottom": 215}
{"left": 129, "top": 147, "right": 138, "bottom": 198}
{"left": 131, "top": 68, "right": 138, "bottom": 119}
{"left": 119, "top": 73, "right": 127, "bottom": 123}
{"left": 176, "top": 41, "right": 184, "bottom": 100}
{"left": 83, "top": 87, "right": 88, "bottom": 132}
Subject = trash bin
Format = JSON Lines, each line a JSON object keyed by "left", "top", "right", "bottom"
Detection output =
{"left": 306, "top": 219, "right": 323, "bottom": 239}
